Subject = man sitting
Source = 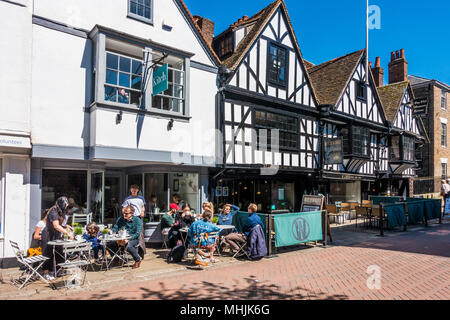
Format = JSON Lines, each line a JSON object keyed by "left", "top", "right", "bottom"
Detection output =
{"left": 223, "top": 203, "right": 263, "bottom": 255}
{"left": 108, "top": 205, "right": 143, "bottom": 269}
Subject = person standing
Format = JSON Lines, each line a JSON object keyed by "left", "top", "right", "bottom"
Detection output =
{"left": 122, "top": 184, "right": 146, "bottom": 258}
{"left": 442, "top": 179, "right": 450, "bottom": 216}
{"left": 41, "top": 196, "right": 74, "bottom": 280}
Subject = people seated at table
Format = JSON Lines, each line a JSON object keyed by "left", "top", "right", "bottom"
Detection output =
{"left": 42, "top": 196, "right": 74, "bottom": 280}
{"left": 177, "top": 203, "right": 196, "bottom": 228}
{"left": 187, "top": 210, "right": 221, "bottom": 265}
{"left": 223, "top": 203, "right": 263, "bottom": 255}
{"left": 83, "top": 222, "right": 104, "bottom": 263}
{"left": 217, "top": 204, "right": 239, "bottom": 237}
{"left": 161, "top": 203, "right": 183, "bottom": 248}
{"left": 108, "top": 205, "right": 143, "bottom": 269}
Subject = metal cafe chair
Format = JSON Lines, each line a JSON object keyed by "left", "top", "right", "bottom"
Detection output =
{"left": 189, "top": 231, "right": 221, "bottom": 266}
{"left": 355, "top": 206, "right": 370, "bottom": 228}
{"left": 9, "top": 240, "right": 54, "bottom": 290}
{"left": 72, "top": 212, "right": 92, "bottom": 225}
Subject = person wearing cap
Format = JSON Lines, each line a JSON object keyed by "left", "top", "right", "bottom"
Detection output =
{"left": 161, "top": 203, "right": 183, "bottom": 248}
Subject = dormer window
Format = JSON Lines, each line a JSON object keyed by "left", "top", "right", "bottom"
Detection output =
{"left": 267, "top": 43, "right": 288, "bottom": 88}
{"left": 214, "top": 33, "right": 233, "bottom": 60}
{"left": 356, "top": 81, "right": 367, "bottom": 100}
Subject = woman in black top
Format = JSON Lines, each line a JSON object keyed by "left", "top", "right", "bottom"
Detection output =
{"left": 41, "top": 196, "right": 74, "bottom": 280}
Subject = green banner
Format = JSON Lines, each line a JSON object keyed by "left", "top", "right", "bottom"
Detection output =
{"left": 384, "top": 204, "right": 406, "bottom": 228}
{"left": 152, "top": 63, "right": 168, "bottom": 96}
{"left": 273, "top": 211, "right": 323, "bottom": 248}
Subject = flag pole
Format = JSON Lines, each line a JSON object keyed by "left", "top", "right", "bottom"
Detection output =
{"left": 366, "top": 0, "right": 369, "bottom": 84}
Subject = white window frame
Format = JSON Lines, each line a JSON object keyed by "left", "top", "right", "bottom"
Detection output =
{"left": 127, "top": 0, "right": 153, "bottom": 25}
{"left": 442, "top": 89, "right": 447, "bottom": 110}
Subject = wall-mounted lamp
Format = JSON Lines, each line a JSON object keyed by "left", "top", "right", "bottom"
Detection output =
{"left": 167, "top": 118, "right": 174, "bottom": 131}
{"left": 116, "top": 110, "right": 123, "bottom": 124}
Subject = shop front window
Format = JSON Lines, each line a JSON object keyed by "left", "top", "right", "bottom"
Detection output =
{"left": 127, "top": 174, "right": 143, "bottom": 195}
{"left": 271, "top": 181, "right": 294, "bottom": 212}
{"left": 168, "top": 173, "right": 199, "bottom": 213}
{"left": 144, "top": 173, "right": 168, "bottom": 213}
{"left": 90, "top": 172, "right": 104, "bottom": 223}
{"left": 329, "top": 181, "right": 361, "bottom": 204}
{"left": 42, "top": 169, "right": 87, "bottom": 218}
{"left": 390, "top": 136, "right": 401, "bottom": 160}
{"left": 255, "top": 180, "right": 271, "bottom": 212}
{"left": 104, "top": 176, "right": 121, "bottom": 224}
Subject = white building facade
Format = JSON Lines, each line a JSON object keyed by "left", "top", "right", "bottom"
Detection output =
{"left": 1, "top": 0, "right": 219, "bottom": 265}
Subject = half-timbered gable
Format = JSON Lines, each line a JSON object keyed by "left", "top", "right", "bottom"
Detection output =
{"left": 307, "top": 49, "right": 389, "bottom": 178}
{"left": 377, "top": 81, "right": 426, "bottom": 177}
{"left": 217, "top": 0, "right": 317, "bottom": 109}
{"left": 308, "top": 50, "right": 386, "bottom": 125}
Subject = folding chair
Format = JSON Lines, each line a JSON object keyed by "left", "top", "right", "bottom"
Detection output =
{"left": 58, "top": 242, "right": 92, "bottom": 287}
{"left": 72, "top": 212, "right": 92, "bottom": 226}
{"left": 9, "top": 240, "right": 54, "bottom": 290}
{"left": 326, "top": 204, "right": 344, "bottom": 225}
{"left": 355, "top": 206, "right": 370, "bottom": 228}
{"left": 161, "top": 228, "right": 170, "bottom": 249}
{"left": 189, "top": 231, "right": 219, "bottom": 266}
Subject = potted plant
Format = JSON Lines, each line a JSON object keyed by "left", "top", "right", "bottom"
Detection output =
{"left": 101, "top": 228, "right": 109, "bottom": 238}
{"left": 74, "top": 226, "right": 83, "bottom": 240}
{"left": 211, "top": 216, "right": 219, "bottom": 225}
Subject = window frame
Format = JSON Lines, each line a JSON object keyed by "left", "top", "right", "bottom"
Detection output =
{"left": 127, "top": 0, "right": 153, "bottom": 25}
{"left": 266, "top": 42, "right": 289, "bottom": 89}
{"left": 442, "top": 122, "right": 447, "bottom": 148}
{"left": 355, "top": 81, "right": 367, "bottom": 101}
{"left": 351, "top": 126, "right": 370, "bottom": 157}
{"left": 104, "top": 51, "right": 143, "bottom": 106}
{"left": 442, "top": 89, "right": 447, "bottom": 110}
{"left": 254, "top": 110, "right": 298, "bottom": 152}
{"left": 442, "top": 163, "right": 447, "bottom": 181}
{"left": 402, "top": 136, "right": 415, "bottom": 162}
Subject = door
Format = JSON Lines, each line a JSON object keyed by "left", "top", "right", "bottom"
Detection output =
{"left": 104, "top": 176, "right": 121, "bottom": 224}
{"left": 89, "top": 171, "right": 104, "bottom": 223}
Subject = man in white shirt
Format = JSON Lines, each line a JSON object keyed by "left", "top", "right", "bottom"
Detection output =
{"left": 122, "top": 184, "right": 146, "bottom": 257}
{"left": 122, "top": 185, "right": 146, "bottom": 218}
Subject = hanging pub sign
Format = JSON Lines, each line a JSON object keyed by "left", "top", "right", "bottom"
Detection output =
{"left": 152, "top": 63, "right": 168, "bottom": 96}
{"left": 324, "top": 137, "right": 343, "bottom": 165}
{"left": 413, "top": 97, "right": 428, "bottom": 116}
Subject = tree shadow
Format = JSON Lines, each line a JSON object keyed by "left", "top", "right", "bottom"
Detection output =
{"left": 84, "top": 275, "right": 349, "bottom": 300}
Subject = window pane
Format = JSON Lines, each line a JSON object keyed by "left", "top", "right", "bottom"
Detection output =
{"left": 144, "top": 0, "right": 151, "bottom": 7}
{"left": 132, "top": 60, "right": 142, "bottom": 75}
{"left": 144, "top": 172, "right": 168, "bottom": 213}
{"left": 152, "top": 96, "right": 161, "bottom": 109}
{"left": 118, "top": 88, "right": 130, "bottom": 104}
{"left": 130, "top": 1, "right": 137, "bottom": 14}
{"left": 119, "top": 72, "right": 130, "bottom": 88}
{"left": 106, "top": 53, "right": 118, "bottom": 70}
{"left": 137, "top": 0, "right": 144, "bottom": 4}
{"left": 105, "top": 86, "right": 117, "bottom": 102}
{"left": 162, "top": 97, "right": 170, "bottom": 110}
{"left": 137, "top": 4, "right": 144, "bottom": 16}
{"left": 144, "top": 6, "right": 151, "bottom": 19}
{"left": 106, "top": 69, "right": 117, "bottom": 85}
{"left": 173, "top": 70, "right": 184, "bottom": 85}
{"left": 131, "top": 75, "right": 142, "bottom": 90}
{"left": 130, "top": 91, "right": 140, "bottom": 105}
{"left": 119, "top": 57, "right": 131, "bottom": 73}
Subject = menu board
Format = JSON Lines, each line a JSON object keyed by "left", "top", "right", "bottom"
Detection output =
{"left": 301, "top": 195, "right": 325, "bottom": 212}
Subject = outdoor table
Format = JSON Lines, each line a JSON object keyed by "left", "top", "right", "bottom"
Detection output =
{"left": 99, "top": 234, "right": 132, "bottom": 270}
{"left": 47, "top": 238, "right": 87, "bottom": 278}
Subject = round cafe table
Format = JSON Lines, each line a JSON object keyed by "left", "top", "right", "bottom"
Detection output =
{"left": 47, "top": 238, "right": 87, "bottom": 278}
{"left": 98, "top": 234, "right": 132, "bottom": 270}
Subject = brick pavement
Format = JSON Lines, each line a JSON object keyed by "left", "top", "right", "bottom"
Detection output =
{"left": 38, "top": 220, "right": 449, "bottom": 300}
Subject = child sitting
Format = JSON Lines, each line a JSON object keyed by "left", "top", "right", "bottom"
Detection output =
{"left": 83, "top": 222, "right": 104, "bottom": 263}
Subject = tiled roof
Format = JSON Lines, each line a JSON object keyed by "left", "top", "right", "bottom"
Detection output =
{"left": 178, "top": 0, "right": 221, "bottom": 65}
{"left": 303, "top": 60, "right": 315, "bottom": 69}
{"left": 222, "top": 0, "right": 280, "bottom": 70}
{"left": 377, "top": 81, "right": 410, "bottom": 123}
{"left": 307, "top": 49, "right": 365, "bottom": 105}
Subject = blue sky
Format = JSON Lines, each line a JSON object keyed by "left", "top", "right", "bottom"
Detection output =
{"left": 184, "top": 0, "right": 450, "bottom": 85}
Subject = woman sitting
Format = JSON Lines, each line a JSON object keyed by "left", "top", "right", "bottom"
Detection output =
{"left": 28, "top": 212, "right": 49, "bottom": 257}
{"left": 83, "top": 222, "right": 104, "bottom": 263}
{"left": 187, "top": 210, "right": 220, "bottom": 265}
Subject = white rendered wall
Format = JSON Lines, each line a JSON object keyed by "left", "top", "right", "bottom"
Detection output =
{"left": 32, "top": 0, "right": 215, "bottom": 66}
{"left": 0, "top": 156, "right": 31, "bottom": 260}
{"left": 30, "top": 25, "right": 92, "bottom": 148}
{"left": 0, "top": 0, "right": 32, "bottom": 134}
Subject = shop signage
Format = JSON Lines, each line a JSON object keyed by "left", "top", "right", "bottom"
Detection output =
{"left": 324, "top": 137, "right": 343, "bottom": 165}
{"left": 301, "top": 195, "right": 325, "bottom": 212}
{"left": 273, "top": 211, "right": 323, "bottom": 247}
{"left": 0, "top": 135, "right": 31, "bottom": 149}
{"left": 152, "top": 63, "right": 168, "bottom": 96}
{"left": 413, "top": 97, "right": 428, "bottom": 116}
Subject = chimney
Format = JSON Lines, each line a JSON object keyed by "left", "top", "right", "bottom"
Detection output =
{"left": 371, "top": 56, "right": 384, "bottom": 87}
{"left": 388, "top": 48, "right": 408, "bottom": 84}
{"left": 193, "top": 15, "right": 215, "bottom": 45}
